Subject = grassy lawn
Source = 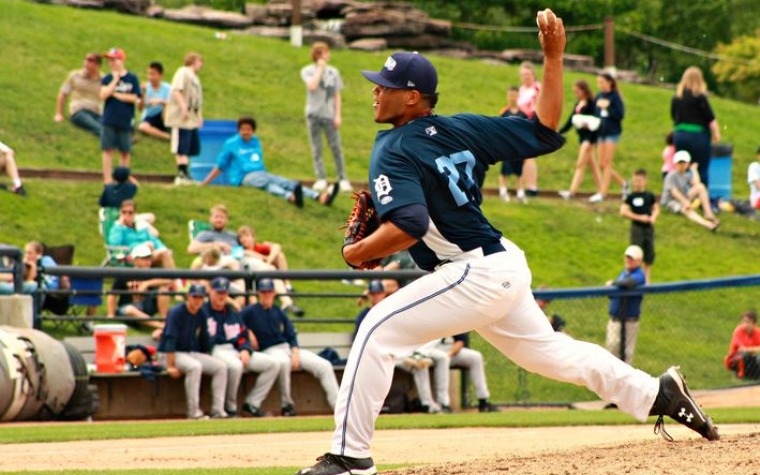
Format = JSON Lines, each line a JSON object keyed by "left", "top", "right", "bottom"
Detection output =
{"left": 1, "top": 407, "right": 759, "bottom": 444}
{"left": 1, "top": 0, "right": 759, "bottom": 402}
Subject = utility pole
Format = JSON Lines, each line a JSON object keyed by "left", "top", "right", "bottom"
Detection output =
{"left": 291, "top": 0, "right": 303, "bottom": 47}
{"left": 603, "top": 16, "right": 615, "bottom": 73}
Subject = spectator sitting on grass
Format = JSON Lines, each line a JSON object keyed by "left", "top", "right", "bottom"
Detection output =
{"left": 106, "top": 244, "right": 171, "bottom": 340}
{"left": 54, "top": 52, "right": 103, "bottom": 137}
{"left": 660, "top": 150, "right": 720, "bottom": 231}
{"left": 0, "top": 140, "right": 26, "bottom": 196}
{"left": 188, "top": 204, "right": 241, "bottom": 257}
{"left": 108, "top": 200, "right": 175, "bottom": 269}
{"left": 724, "top": 310, "right": 760, "bottom": 380}
{"left": 99, "top": 166, "right": 138, "bottom": 208}
{"left": 237, "top": 225, "right": 296, "bottom": 290}
{"left": 200, "top": 117, "right": 339, "bottom": 208}
{"left": 137, "top": 61, "right": 171, "bottom": 141}
{"left": 748, "top": 146, "right": 760, "bottom": 210}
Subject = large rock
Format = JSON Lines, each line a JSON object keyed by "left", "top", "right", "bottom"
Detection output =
{"left": 104, "top": 0, "right": 149, "bottom": 14}
{"left": 310, "top": 0, "right": 357, "bottom": 18}
{"left": 239, "top": 26, "right": 291, "bottom": 39}
{"left": 304, "top": 30, "right": 347, "bottom": 49}
{"left": 36, "top": 0, "right": 104, "bottom": 8}
{"left": 348, "top": 37, "right": 387, "bottom": 51}
{"left": 164, "top": 6, "right": 254, "bottom": 29}
{"left": 343, "top": 9, "right": 426, "bottom": 39}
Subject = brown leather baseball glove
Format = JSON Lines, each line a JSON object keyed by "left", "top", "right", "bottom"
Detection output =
{"left": 341, "top": 190, "right": 382, "bottom": 269}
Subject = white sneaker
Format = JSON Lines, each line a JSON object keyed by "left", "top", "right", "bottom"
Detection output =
{"left": 339, "top": 179, "right": 353, "bottom": 192}
{"left": 558, "top": 190, "right": 572, "bottom": 200}
{"left": 312, "top": 179, "right": 328, "bottom": 192}
{"left": 499, "top": 190, "right": 510, "bottom": 202}
{"left": 588, "top": 192, "right": 604, "bottom": 203}
{"left": 173, "top": 173, "right": 192, "bottom": 186}
{"left": 516, "top": 189, "right": 528, "bottom": 204}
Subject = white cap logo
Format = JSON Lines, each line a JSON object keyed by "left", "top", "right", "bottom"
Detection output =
{"left": 384, "top": 56, "right": 397, "bottom": 71}
{"left": 407, "top": 81, "right": 415, "bottom": 87}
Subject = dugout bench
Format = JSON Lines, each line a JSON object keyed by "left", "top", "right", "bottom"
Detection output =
{"left": 64, "top": 332, "right": 464, "bottom": 420}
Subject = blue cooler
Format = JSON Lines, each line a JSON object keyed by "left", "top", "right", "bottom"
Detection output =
{"left": 189, "top": 120, "right": 238, "bottom": 185}
{"left": 708, "top": 143, "right": 732, "bottom": 200}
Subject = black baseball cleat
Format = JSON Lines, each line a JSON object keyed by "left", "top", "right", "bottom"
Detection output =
{"left": 295, "top": 453, "right": 377, "bottom": 475}
{"left": 649, "top": 366, "right": 719, "bottom": 441}
{"left": 242, "top": 403, "right": 266, "bottom": 417}
{"left": 281, "top": 403, "right": 298, "bottom": 417}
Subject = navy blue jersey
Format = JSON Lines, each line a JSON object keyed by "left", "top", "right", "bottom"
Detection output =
{"left": 102, "top": 72, "right": 141, "bottom": 129}
{"left": 608, "top": 267, "right": 646, "bottom": 320}
{"left": 369, "top": 114, "right": 564, "bottom": 271}
{"left": 158, "top": 302, "right": 210, "bottom": 353}
{"left": 241, "top": 303, "right": 298, "bottom": 351}
{"left": 203, "top": 302, "right": 253, "bottom": 354}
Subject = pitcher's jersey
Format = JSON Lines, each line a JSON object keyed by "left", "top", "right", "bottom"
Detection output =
{"left": 369, "top": 114, "right": 564, "bottom": 271}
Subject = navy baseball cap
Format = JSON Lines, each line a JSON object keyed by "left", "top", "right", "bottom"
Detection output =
{"left": 257, "top": 278, "right": 275, "bottom": 292}
{"left": 367, "top": 280, "right": 384, "bottom": 294}
{"left": 210, "top": 277, "right": 230, "bottom": 292}
{"left": 361, "top": 52, "right": 438, "bottom": 95}
{"left": 187, "top": 283, "right": 207, "bottom": 297}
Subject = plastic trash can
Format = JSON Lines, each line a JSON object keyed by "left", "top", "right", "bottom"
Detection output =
{"left": 189, "top": 120, "right": 237, "bottom": 185}
{"left": 709, "top": 143, "right": 733, "bottom": 200}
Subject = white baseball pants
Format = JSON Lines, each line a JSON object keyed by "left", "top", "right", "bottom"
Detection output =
{"left": 162, "top": 352, "right": 227, "bottom": 418}
{"left": 331, "top": 239, "right": 660, "bottom": 458}
{"left": 264, "top": 343, "right": 340, "bottom": 409}
{"left": 211, "top": 344, "right": 281, "bottom": 411}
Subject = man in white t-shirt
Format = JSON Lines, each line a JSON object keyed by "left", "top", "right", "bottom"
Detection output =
{"left": 748, "top": 147, "right": 760, "bottom": 209}
{"left": 165, "top": 52, "right": 204, "bottom": 185}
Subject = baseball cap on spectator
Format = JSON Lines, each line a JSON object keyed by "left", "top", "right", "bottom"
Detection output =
{"left": 210, "top": 277, "right": 230, "bottom": 292}
{"left": 361, "top": 52, "right": 438, "bottom": 95}
{"left": 105, "top": 48, "right": 126, "bottom": 61}
{"left": 130, "top": 244, "right": 152, "bottom": 259}
{"left": 673, "top": 150, "right": 691, "bottom": 164}
{"left": 257, "top": 278, "right": 275, "bottom": 292}
{"left": 624, "top": 245, "right": 644, "bottom": 261}
{"left": 112, "top": 166, "right": 131, "bottom": 183}
{"left": 188, "top": 283, "right": 207, "bottom": 297}
{"left": 367, "top": 280, "right": 384, "bottom": 294}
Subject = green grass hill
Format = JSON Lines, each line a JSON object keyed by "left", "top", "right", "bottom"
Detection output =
{"left": 1, "top": 0, "right": 759, "bottom": 402}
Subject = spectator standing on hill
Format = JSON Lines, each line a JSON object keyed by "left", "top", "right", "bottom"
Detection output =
{"left": 724, "top": 310, "right": 760, "bottom": 380}
{"left": 590, "top": 72, "right": 627, "bottom": 203}
{"left": 301, "top": 42, "right": 352, "bottom": 194}
{"left": 517, "top": 61, "right": 540, "bottom": 196}
{"left": 497, "top": 86, "right": 527, "bottom": 203}
{"left": 54, "top": 52, "right": 103, "bottom": 137}
{"left": 590, "top": 73, "right": 626, "bottom": 201}
{"left": 605, "top": 245, "right": 646, "bottom": 365}
{"left": 671, "top": 66, "right": 721, "bottom": 188}
{"left": 200, "top": 117, "right": 339, "bottom": 208}
{"left": 108, "top": 200, "right": 176, "bottom": 269}
{"left": 99, "top": 48, "right": 141, "bottom": 184}
{"left": 241, "top": 278, "right": 339, "bottom": 417}
{"left": 107, "top": 244, "right": 171, "bottom": 339}
{"left": 158, "top": 283, "right": 228, "bottom": 419}
{"left": 558, "top": 79, "right": 601, "bottom": 200}
{"left": 661, "top": 151, "right": 720, "bottom": 231}
{"left": 165, "top": 52, "right": 204, "bottom": 185}
{"left": 204, "top": 277, "right": 280, "bottom": 417}
{"left": 620, "top": 169, "right": 659, "bottom": 283}
{"left": 0, "top": 140, "right": 26, "bottom": 196}
{"left": 747, "top": 147, "right": 760, "bottom": 210}
{"left": 137, "top": 62, "right": 171, "bottom": 141}
{"left": 661, "top": 133, "right": 676, "bottom": 179}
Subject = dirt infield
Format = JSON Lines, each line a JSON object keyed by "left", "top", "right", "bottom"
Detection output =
{"left": 0, "top": 423, "right": 757, "bottom": 473}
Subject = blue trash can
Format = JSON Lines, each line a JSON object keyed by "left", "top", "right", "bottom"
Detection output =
{"left": 188, "top": 120, "right": 238, "bottom": 185}
{"left": 708, "top": 143, "right": 732, "bottom": 200}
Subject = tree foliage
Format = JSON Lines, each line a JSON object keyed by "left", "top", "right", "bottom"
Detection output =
{"left": 712, "top": 32, "right": 760, "bottom": 103}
